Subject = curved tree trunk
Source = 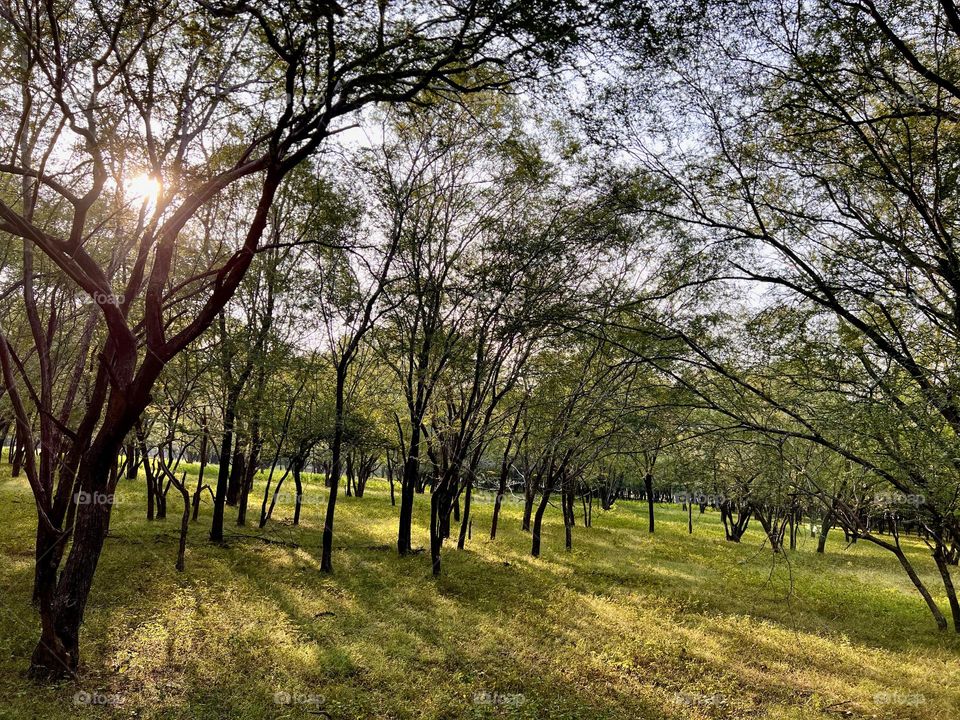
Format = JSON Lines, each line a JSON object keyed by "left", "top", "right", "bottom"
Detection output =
{"left": 531, "top": 476, "right": 555, "bottom": 558}
{"left": 885, "top": 538, "right": 948, "bottom": 631}
{"left": 933, "top": 543, "right": 960, "bottom": 632}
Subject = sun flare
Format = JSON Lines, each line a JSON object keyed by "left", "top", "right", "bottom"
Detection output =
{"left": 125, "top": 173, "right": 162, "bottom": 204}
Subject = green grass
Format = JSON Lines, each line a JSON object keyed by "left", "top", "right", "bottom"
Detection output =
{"left": 0, "top": 465, "right": 958, "bottom": 720}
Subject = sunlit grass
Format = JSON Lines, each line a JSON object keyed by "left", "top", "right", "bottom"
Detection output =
{"left": 0, "top": 465, "right": 957, "bottom": 719}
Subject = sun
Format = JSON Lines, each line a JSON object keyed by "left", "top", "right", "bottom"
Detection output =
{"left": 125, "top": 173, "right": 162, "bottom": 205}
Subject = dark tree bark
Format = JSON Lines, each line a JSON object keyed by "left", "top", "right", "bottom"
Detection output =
{"left": 818, "top": 507, "right": 835, "bottom": 554}
{"left": 236, "top": 432, "right": 260, "bottom": 526}
{"left": 644, "top": 472, "right": 654, "bottom": 533}
{"left": 263, "top": 466, "right": 293, "bottom": 526}
{"left": 720, "top": 500, "right": 752, "bottom": 542}
{"left": 387, "top": 453, "right": 396, "bottom": 506}
{"left": 0, "top": 419, "right": 9, "bottom": 463}
{"left": 531, "top": 477, "right": 555, "bottom": 558}
{"left": 124, "top": 441, "right": 138, "bottom": 479}
{"left": 562, "top": 480, "right": 575, "bottom": 551}
{"left": 226, "top": 439, "right": 246, "bottom": 507}
{"left": 321, "top": 371, "right": 347, "bottom": 572}
{"left": 457, "top": 479, "right": 473, "bottom": 550}
{"left": 12, "top": 431, "right": 24, "bottom": 477}
{"left": 522, "top": 481, "right": 535, "bottom": 532}
{"left": 344, "top": 452, "right": 353, "bottom": 497}
{"left": 192, "top": 426, "right": 209, "bottom": 521}
{"left": 209, "top": 403, "right": 235, "bottom": 542}
{"left": 398, "top": 438, "right": 420, "bottom": 555}
{"left": 755, "top": 505, "right": 788, "bottom": 552}
{"left": 354, "top": 453, "right": 375, "bottom": 497}
{"left": 292, "top": 461, "right": 304, "bottom": 526}
{"left": 933, "top": 540, "right": 960, "bottom": 632}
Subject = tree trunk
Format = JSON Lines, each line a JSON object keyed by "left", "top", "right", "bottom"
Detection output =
{"left": 387, "top": 454, "right": 396, "bottom": 506}
{"left": 440, "top": 488, "right": 452, "bottom": 540}
{"left": 491, "top": 482, "right": 505, "bottom": 540}
{"left": 209, "top": 407, "right": 235, "bottom": 542}
{"left": 12, "top": 433, "right": 24, "bottom": 477}
{"left": 321, "top": 373, "right": 346, "bottom": 573}
{"left": 226, "top": 439, "right": 245, "bottom": 506}
{"left": 292, "top": 462, "right": 303, "bottom": 526}
{"left": 29, "top": 452, "right": 116, "bottom": 680}
{"left": 140, "top": 440, "right": 159, "bottom": 521}
{"left": 0, "top": 420, "right": 9, "bottom": 463}
{"left": 531, "top": 479, "right": 554, "bottom": 558}
{"left": 818, "top": 511, "right": 833, "bottom": 553}
{"left": 398, "top": 431, "right": 420, "bottom": 555}
{"left": 887, "top": 539, "right": 948, "bottom": 631}
{"left": 236, "top": 438, "right": 258, "bottom": 526}
{"left": 457, "top": 479, "right": 472, "bottom": 550}
{"left": 163, "top": 471, "right": 191, "bottom": 572}
{"left": 933, "top": 544, "right": 960, "bottom": 632}
{"left": 192, "top": 429, "right": 209, "bottom": 521}
{"left": 644, "top": 472, "right": 654, "bottom": 533}
{"left": 32, "top": 522, "right": 67, "bottom": 609}
{"left": 522, "top": 487, "right": 534, "bottom": 532}
{"left": 344, "top": 454, "right": 352, "bottom": 497}
{"left": 430, "top": 489, "right": 443, "bottom": 575}
{"left": 145, "top": 457, "right": 155, "bottom": 521}
{"left": 263, "top": 466, "right": 292, "bottom": 525}
{"left": 124, "top": 441, "right": 138, "bottom": 479}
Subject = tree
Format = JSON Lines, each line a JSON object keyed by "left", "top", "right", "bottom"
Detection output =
{"left": 0, "top": 0, "right": 594, "bottom": 678}
{"left": 604, "top": 0, "right": 960, "bottom": 632}
{"left": 315, "top": 128, "right": 402, "bottom": 573}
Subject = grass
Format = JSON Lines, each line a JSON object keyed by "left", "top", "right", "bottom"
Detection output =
{"left": 0, "top": 464, "right": 958, "bottom": 720}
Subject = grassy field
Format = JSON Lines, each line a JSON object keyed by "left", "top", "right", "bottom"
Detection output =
{"left": 0, "top": 465, "right": 958, "bottom": 720}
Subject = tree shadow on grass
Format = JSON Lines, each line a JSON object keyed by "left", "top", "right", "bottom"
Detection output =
{"left": 1, "top": 472, "right": 958, "bottom": 720}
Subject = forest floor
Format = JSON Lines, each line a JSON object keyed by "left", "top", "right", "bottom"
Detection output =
{"left": 0, "top": 466, "right": 958, "bottom": 720}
